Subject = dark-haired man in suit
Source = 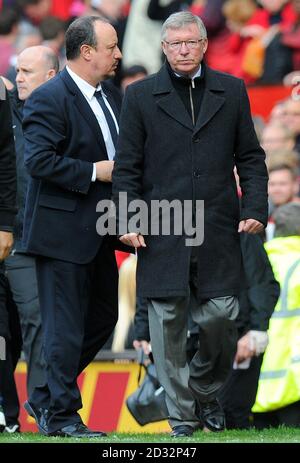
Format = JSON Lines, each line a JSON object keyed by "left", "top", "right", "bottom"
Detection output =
{"left": 22, "top": 16, "right": 122, "bottom": 437}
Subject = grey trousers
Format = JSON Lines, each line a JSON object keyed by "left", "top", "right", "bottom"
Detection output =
{"left": 148, "top": 290, "right": 239, "bottom": 428}
{"left": 5, "top": 253, "right": 46, "bottom": 396}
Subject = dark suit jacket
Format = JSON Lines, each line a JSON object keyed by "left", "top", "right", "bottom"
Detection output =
{"left": 112, "top": 64, "right": 269, "bottom": 300}
{"left": 22, "top": 68, "right": 122, "bottom": 264}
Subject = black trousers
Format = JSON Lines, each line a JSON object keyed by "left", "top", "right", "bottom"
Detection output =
{"left": 30, "top": 239, "right": 118, "bottom": 433}
{"left": 218, "top": 355, "right": 263, "bottom": 429}
{"left": 253, "top": 400, "right": 300, "bottom": 428}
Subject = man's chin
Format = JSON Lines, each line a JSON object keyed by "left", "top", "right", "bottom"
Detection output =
{"left": 176, "top": 65, "right": 197, "bottom": 75}
{"left": 17, "top": 92, "right": 27, "bottom": 101}
{"left": 102, "top": 71, "right": 116, "bottom": 80}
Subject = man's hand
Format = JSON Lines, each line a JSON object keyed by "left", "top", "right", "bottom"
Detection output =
{"left": 95, "top": 160, "right": 114, "bottom": 182}
{"left": 119, "top": 232, "right": 146, "bottom": 248}
{"left": 0, "top": 231, "right": 13, "bottom": 261}
{"left": 238, "top": 219, "right": 264, "bottom": 234}
{"left": 133, "top": 340, "right": 151, "bottom": 356}
{"left": 249, "top": 330, "right": 269, "bottom": 356}
{"left": 234, "top": 332, "right": 255, "bottom": 364}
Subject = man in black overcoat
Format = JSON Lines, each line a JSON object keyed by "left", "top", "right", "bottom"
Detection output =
{"left": 112, "top": 12, "right": 268, "bottom": 437}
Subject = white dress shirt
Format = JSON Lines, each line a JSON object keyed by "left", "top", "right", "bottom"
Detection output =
{"left": 66, "top": 66, "right": 118, "bottom": 180}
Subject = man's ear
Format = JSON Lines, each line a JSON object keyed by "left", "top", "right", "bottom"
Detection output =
{"left": 161, "top": 41, "right": 167, "bottom": 57}
{"left": 46, "top": 69, "right": 56, "bottom": 80}
{"left": 81, "top": 44, "right": 93, "bottom": 61}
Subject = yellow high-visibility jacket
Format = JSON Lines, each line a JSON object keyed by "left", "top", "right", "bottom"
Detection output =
{"left": 253, "top": 236, "right": 300, "bottom": 412}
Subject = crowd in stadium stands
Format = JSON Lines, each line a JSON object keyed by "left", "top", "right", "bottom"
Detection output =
{"left": 1, "top": 0, "right": 300, "bottom": 434}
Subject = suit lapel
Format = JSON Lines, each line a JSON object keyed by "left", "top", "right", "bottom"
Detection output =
{"left": 103, "top": 85, "right": 120, "bottom": 122}
{"left": 60, "top": 68, "right": 108, "bottom": 156}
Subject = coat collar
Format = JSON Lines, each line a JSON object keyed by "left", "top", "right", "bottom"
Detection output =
{"left": 152, "top": 63, "right": 225, "bottom": 133}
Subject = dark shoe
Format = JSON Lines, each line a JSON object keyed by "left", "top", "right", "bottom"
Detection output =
{"left": 50, "top": 423, "right": 107, "bottom": 438}
{"left": 24, "top": 400, "right": 49, "bottom": 435}
{"left": 200, "top": 399, "right": 225, "bottom": 432}
{"left": 170, "top": 425, "right": 194, "bottom": 437}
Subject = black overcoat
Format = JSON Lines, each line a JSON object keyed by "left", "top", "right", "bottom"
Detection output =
{"left": 113, "top": 64, "right": 268, "bottom": 300}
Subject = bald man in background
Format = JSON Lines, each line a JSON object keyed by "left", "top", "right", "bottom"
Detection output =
{"left": 2, "top": 46, "right": 59, "bottom": 432}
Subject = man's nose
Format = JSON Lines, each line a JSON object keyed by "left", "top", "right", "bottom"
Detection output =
{"left": 179, "top": 42, "right": 189, "bottom": 53}
{"left": 16, "top": 73, "right": 23, "bottom": 82}
{"left": 115, "top": 46, "right": 122, "bottom": 59}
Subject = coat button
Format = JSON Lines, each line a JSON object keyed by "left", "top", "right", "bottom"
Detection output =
{"left": 193, "top": 170, "right": 201, "bottom": 178}
{"left": 193, "top": 137, "right": 200, "bottom": 143}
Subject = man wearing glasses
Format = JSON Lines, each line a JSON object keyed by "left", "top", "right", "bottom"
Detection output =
{"left": 113, "top": 12, "right": 268, "bottom": 437}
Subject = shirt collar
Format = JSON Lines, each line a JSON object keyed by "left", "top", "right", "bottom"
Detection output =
{"left": 66, "top": 65, "right": 102, "bottom": 100}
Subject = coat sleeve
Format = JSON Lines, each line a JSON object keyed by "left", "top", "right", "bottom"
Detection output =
{"left": 0, "top": 81, "right": 17, "bottom": 231}
{"left": 235, "top": 79, "right": 269, "bottom": 226}
{"left": 22, "top": 86, "right": 93, "bottom": 195}
{"left": 112, "top": 84, "right": 146, "bottom": 233}
{"left": 240, "top": 233, "right": 280, "bottom": 331}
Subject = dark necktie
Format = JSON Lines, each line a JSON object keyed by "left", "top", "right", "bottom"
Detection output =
{"left": 94, "top": 90, "right": 118, "bottom": 148}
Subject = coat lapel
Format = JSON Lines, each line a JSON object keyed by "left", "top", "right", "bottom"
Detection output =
{"left": 194, "top": 67, "right": 225, "bottom": 134}
{"left": 153, "top": 64, "right": 226, "bottom": 134}
{"left": 60, "top": 68, "right": 108, "bottom": 155}
{"left": 153, "top": 65, "right": 194, "bottom": 131}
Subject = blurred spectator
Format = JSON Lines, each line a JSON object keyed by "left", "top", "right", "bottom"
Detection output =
{"left": 39, "top": 16, "right": 65, "bottom": 54}
{"left": 122, "top": 0, "right": 163, "bottom": 74}
{"left": 267, "top": 163, "right": 300, "bottom": 239}
{"left": 16, "top": 0, "right": 52, "bottom": 27}
{"left": 39, "top": 16, "right": 66, "bottom": 68}
{"left": 253, "top": 202, "right": 300, "bottom": 428}
{"left": 281, "top": 0, "right": 300, "bottom": 71}
{"left": 266, "top": 148, "right": 300, "bottom": 172}
{"left": 222, "top": 0, "right": 258, "bottom": 82}
{"left": 268, "top": 164, "right": 300, "bottom": 209}
{"left": 282, "top": 98, "right": 300, "bottom": 154}
{"left": 261, "top": 122, "right": 296, "bottom": 153}
{"left": 90, "top": 0, "right": 128, "bottom": 48}
{"left": 268, "top": 99, "right": 289, "bottom": 124}
{"left": 148, "top": 0, "right": 194, "bottom": 21}
{"left": 120, "top": 64, "right": 148, "bottom": 93}
{"left": 5, "top": 27, "right": 42, "bottom": 84}
{"left": 111, "top": 254, "right": 137, "bottom": 352}
{"left": 283, "top": 69, "right": 300, "bottom": 86}
{"left": 0, "top": 8, "right": 19, "bottom": 76}
{"left": 246, "top": 0, "right": 296, "bottom": 84}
